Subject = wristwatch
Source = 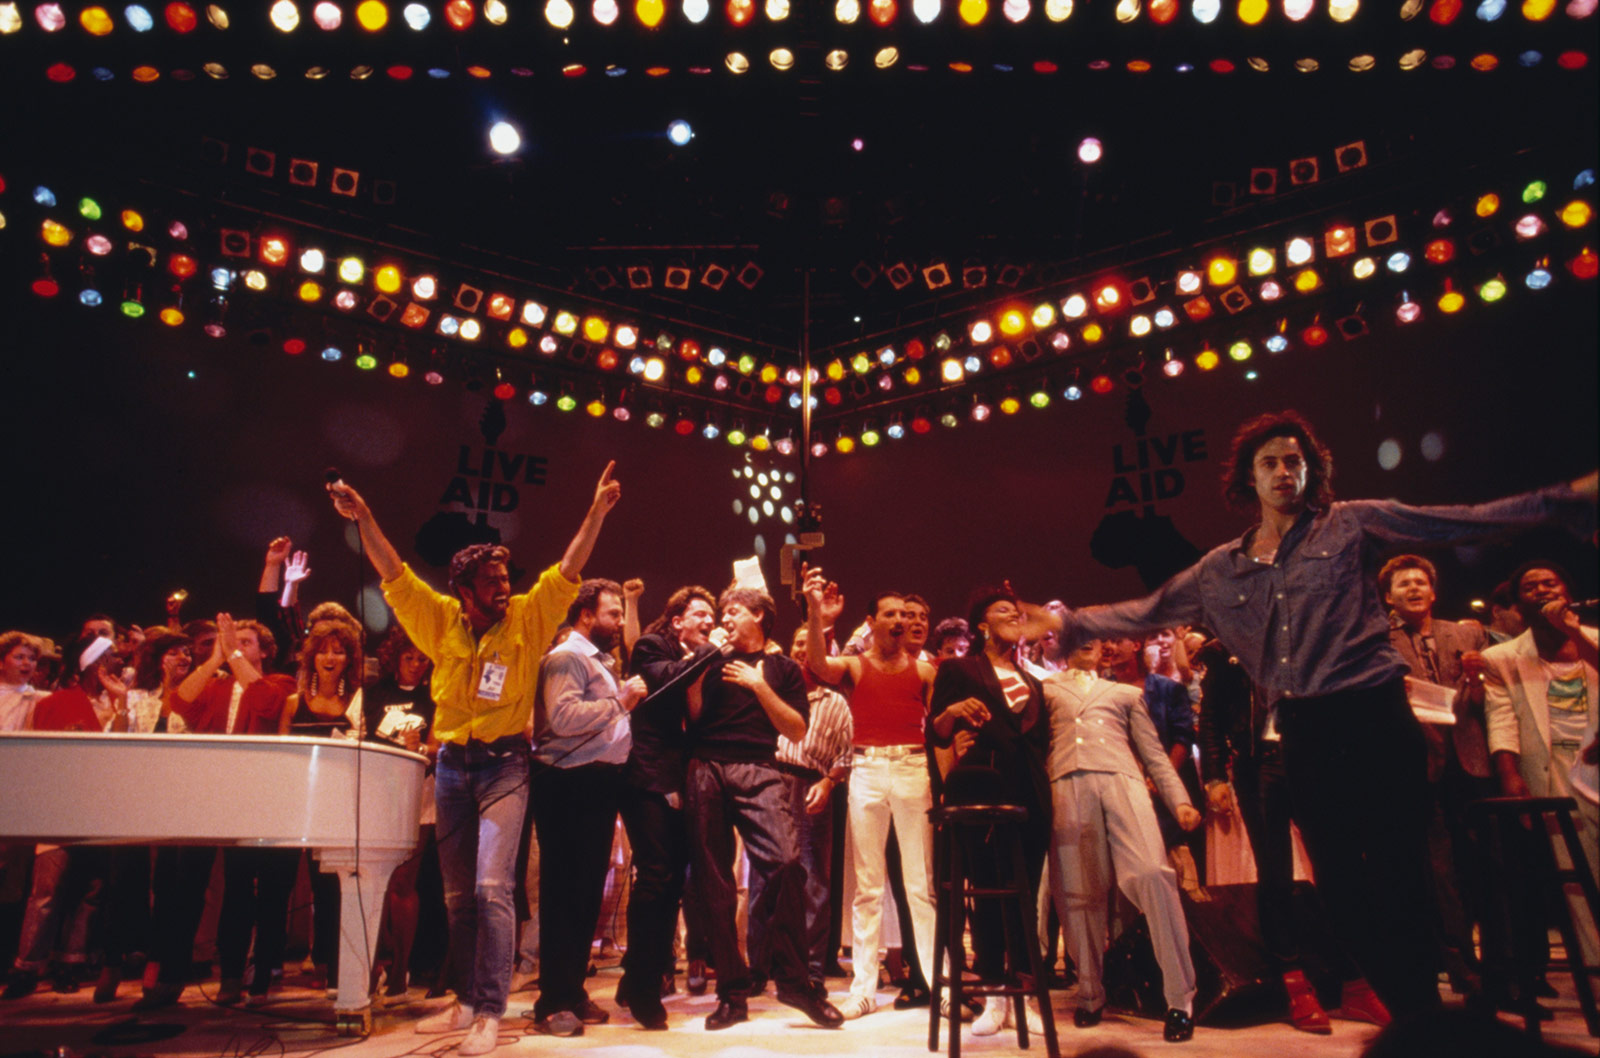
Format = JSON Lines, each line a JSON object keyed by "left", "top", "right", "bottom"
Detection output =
{"left": 230, "top": 649, "right": 245, "bottom": 660}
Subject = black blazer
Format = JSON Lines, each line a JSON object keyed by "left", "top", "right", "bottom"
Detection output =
{"left": 625, "top": 632, "right": 717, "bottom": 796}
{"left": 927, "top": 653, "right": 1052, "bottom": 831}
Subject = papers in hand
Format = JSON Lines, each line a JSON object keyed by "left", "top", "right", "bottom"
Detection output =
{"left": 1405, "top": 676, "right": 1458, "bottom": 726}
{"left": 732, "top": 556, "right": 767, "bottom": 593}
{"left": 377, "top": 705, "right": 425, "bottom": 739}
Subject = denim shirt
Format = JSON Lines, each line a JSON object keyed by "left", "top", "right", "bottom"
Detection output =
{"left": 1068, "top": 485, "right": 1593, "bottom": 707}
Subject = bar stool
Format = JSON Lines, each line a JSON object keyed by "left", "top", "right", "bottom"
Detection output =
{"left": 1467, "top": 796, "right": 1600, "bottom": 1039}
{"left": 927, "top": 803, "right": 1060, "bottom": 1058}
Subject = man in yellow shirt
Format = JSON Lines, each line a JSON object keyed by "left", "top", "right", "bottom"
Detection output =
{"left": 329, "top": 463, "right": 621, "bottom": 1057}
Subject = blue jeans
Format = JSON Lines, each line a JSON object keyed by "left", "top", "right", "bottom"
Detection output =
{"left": 435, "top": 737, "right": 529, "bottom": 1018}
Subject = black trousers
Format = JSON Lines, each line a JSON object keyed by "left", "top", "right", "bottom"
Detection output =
{"left": 218, "top": 847, "right": 298, "bottom": 988}
{"left": 530, "top": 761, "right": 625, "bottom": 1017}
{"left": 1233, "top": 745, "right": 1302, "bottom": 969}
{"left": 1277, "top": 680, "right": 1440, "bottom": 1018}
{"left": 685, "top": 758, "right": 809, "bottom": 999}
{"left": 617, "top": 786, "right": 688, "bottom": 995}
{"left": 150, "top": 847, "right": 216, "bottom": 986}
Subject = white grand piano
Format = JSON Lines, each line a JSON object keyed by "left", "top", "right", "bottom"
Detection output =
{"left": 0, "top": 730, "right": 425, "bottom": 1035}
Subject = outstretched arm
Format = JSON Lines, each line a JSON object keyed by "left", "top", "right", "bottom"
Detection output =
{"left": 327, "top": 482, "right": 404, "bottom": 582}
{"left": 559, "top": 461, "right": 622, "bottom": 583}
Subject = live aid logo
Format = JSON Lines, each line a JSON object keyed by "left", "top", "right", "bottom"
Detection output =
{"left": 1105, "top": 430, "right": 1208, "bottom": 509}
{"left": 438, "top": 445, "right": 549, "bottom": 513}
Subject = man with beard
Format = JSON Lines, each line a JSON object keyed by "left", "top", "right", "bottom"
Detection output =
{"left": 802, "top": 568, "right": 938, "bottom": 1020}
{"left": 528, "top": 579, "right": 647, "bottom": 1036}
{"left": 614, "top": 586, "right": 723, "bottom": 1028}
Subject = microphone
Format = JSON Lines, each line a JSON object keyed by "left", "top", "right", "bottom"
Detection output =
{"left": 325, "top": 466, "right": 345, "bottom": 489}
{"left": 1573, "top": 598, "right": 1599, "bottom": 611}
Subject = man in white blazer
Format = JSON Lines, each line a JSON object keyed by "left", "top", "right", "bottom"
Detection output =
{"left": 1042, "top": 637, "right": 1203, "bottom": 1041}
{"left": 1482, "top": 560, "right": 1599, "bottom": 965}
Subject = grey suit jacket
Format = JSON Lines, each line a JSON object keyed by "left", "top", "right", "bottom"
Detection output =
{"left": 1389, "top": 617, "right": 1492, "bottom": 779}
{"left": 1041, "top": 671, "right": 1191, "bottom": 816}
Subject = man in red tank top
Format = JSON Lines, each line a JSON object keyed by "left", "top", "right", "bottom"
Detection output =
{"left": 801, "top": 565, "right": 939, "bottom": 1020}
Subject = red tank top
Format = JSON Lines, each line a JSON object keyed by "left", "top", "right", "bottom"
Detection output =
{"left": 849, "top": 654, "right": 926, "bottom": 747}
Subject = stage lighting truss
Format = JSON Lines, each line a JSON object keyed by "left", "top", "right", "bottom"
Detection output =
{"left": 19, "top": 163, "right": 1596, "bottom": 450}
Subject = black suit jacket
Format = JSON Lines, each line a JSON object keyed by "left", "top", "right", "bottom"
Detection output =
{"left": 928, "top": 653, "right": 1052, "bottom": 839}
{"left": 625, "top": 632, "right": 717, "bottom": 796}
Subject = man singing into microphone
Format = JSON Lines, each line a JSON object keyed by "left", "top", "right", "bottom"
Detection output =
{"left": 329, "top": 463, "right": 621, "bottom": 1058}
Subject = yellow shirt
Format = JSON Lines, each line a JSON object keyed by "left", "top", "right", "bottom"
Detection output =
{"left": 382, "top": 562, "right": 580, "bottom": 746}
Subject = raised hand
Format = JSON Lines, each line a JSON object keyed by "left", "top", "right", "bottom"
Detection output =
{"left": 265, "top": 536, "right": 293, "bottom": 566}
{"left": 327, "top": 480, "right": 370, "bottom": 522}
{"left": 593, "top": 460, "right": 622, "bottom": 512}
{"left": 216, "top": 612, "right": 238, "bottom": 658}
{"left": 623, "top": 577, "right": 644, "bottom": 601}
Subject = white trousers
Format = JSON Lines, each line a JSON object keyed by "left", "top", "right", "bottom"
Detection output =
{"left": 847, "top": 752, "right": 937, "bottom": 999}
{"left": 1049, "top": 770, "right": 1196, "bottom": 1013}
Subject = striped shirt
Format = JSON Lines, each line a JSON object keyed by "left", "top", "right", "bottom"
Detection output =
{"left": 776, "top": 684, "right": 854, "bottom": 780}
{"left": 998, "top": 669, "right": 1032, "bottom": 713}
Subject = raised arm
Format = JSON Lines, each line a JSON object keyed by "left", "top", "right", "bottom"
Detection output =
{"left": 559, "top": 461, "right": 622, "bottom": 583}
{"left": 801, "top": 564, "right": 856, "bottom": 686}
{"left": 1350, "top": 474, "right": 1597, "bottom": 551}
{"left": 622, "top": 578, "right": 644, "bottom": 655}
{"left": 327, "top": 482, "right": 404, "bottom": 582}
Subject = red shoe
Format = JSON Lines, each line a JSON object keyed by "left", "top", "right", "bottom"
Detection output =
{"left": 1336, "top": 978, "right": 1391, "bottom": 1026}
{"left": 1283, "top": 971, "right": 1331, "bottom": 1035}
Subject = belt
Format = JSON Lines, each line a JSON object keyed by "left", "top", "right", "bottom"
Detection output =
{"left": 852, "top": 744, "right": 925, "bottom": 760}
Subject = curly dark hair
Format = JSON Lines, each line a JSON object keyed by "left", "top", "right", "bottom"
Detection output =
{"left": 132, "top": 630, "right": 192, "bottom": 692}
{"left": 297, "top": 619, "right": 364, "bottom": 701}
{"left": 567, "top": 578, "right": 624, "bottom": 626}
{"left": 448, "top": 543, "right": 511, "bottom": 597}
{"left": 374, "top": 625, "right": 429, "bottom": 680}
{"left": 928, "top": 617, "right": 970, "bottom": 656}
{"left": 1222, "top": 410, "right": 1335, "bottom": 511}
{"left": 965, "top": 585, "right": 1019, "bottom": 653}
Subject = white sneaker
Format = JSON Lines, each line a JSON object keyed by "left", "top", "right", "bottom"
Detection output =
{"left": 416, "top": 1000, "right": 475, "bottom": 1034}
{"left": 971, "top": 998, "right": 1007, "bottom": 1037}
{"left": 838, "top": 993, "right": 876, "bottom": 1020}
{"left": 456, "top": 1015, "right": 500, "bottom": 1056}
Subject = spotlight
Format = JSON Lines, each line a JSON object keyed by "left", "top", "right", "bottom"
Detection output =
{"left": 245, "top": 147, "right": 276, "bottom": 177}
{"left": 664, "top": 265, "right": 691, "bottom": 290}
{"left": 1077, "top": 137, "right": 1103, "bottom": 164}
{"left": 330, "top": 167, "right": 359, "bottom": 196}
{"left": 626, "top": 265, "right": 653, "bottom": 289}
{"left": 996, "top": 263, "right": 1025, "bottom": 287}
{"left": 1365, "top": 215, "right": 1398, "bottom": 245}
{"left": 851, "top": 261, "right": 877, "bottom": 288}
{"left": 288, "top": 157, "right": 319, "bottom": 186}
{"left": 1249, "top": 167, "right": 1277, "bottom": 195}
{"left": 736, "top": 262, "right": 763, "bottom": 289}
{"left": 1212, "top": 182, "right": 1238, "bottom": 207}
{"left": 667, "top": 120, "right": 693, "bottom": 146}
{"left": 1220, "top": 285, "right": 1251, "bottom": 314}
{"left": 1288, "top": 156, "right": 1319, "bottom": 184}
{"left": 489, "top": 121, "right": 522, "bottom": 155}
{"left": 700, "top": 263, "right": 729, "bottom": 291}
{"left": 219, "top": 230, "right": 251, "bottom": 257}
{"left": 962, "top": 262, "right": 988, "bottom": 288}
{"left": 1336, "top": 313, "right": 1368, "bottom": 339}
{"left": 922, "top": 261, "right": 952, "bottom": 289}
{"left": 453, "top": 283, "right": 483, "bottom": 313}
{"left": 589, "top": 267, "right": 619, "bottom": 291}
{"left": 1334, "top": 140, "right": 1368, "bottom": 171}
{"left": 885, "top": 262, "right": 914, "bottom": 290}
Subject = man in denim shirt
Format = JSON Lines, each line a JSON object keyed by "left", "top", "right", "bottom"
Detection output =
{"left": 1035, "top": 410, "right": 1596, "bottom": 1020}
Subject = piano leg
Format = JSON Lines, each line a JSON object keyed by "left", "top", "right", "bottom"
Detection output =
{"left": 314, "top": 847, "right": 404, "bottom": 1037}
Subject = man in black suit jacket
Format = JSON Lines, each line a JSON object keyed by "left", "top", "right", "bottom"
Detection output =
{"left": 614, "top": 586, "right": 722, "bottom": 1028}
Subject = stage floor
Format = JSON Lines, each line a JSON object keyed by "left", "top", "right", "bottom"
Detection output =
{"left": 1, "top": 963, "right": 1593, "bottom": 1058}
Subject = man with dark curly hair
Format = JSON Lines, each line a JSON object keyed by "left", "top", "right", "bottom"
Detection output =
{"left": 1033, "top": 410, "right": 1597, "bottom": 1024}
{"left": 329, "top": 463, "right": 621, "bottom": 1057}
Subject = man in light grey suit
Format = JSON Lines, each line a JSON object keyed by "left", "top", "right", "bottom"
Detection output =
{"left": 1042, "top": 637, "right": 1203, "bottom": 1040}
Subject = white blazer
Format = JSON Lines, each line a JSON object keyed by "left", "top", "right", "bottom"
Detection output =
{"left": 1483, "top": 626, "right": 1599, "bottom": 797}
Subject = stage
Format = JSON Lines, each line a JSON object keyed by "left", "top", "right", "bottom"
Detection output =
{"left": 1, "top": 960, "right": 1593, "bottom": 1058}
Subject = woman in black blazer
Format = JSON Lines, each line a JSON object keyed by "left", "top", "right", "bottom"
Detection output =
{"left": 927, "top": 586, "right": 1052, "bottom": 1031}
